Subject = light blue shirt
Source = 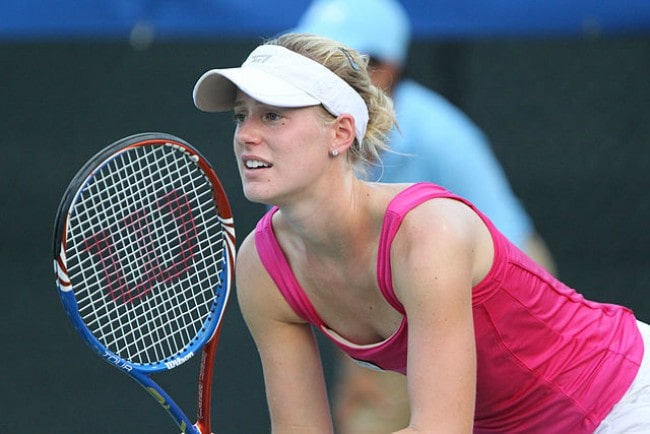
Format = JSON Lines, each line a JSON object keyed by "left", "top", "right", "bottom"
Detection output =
{"left": 375, "top": 79, "right": 533, "bottom": 248}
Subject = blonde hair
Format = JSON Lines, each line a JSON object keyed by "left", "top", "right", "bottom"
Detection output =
{"left": 264, "top": 33, "right": 396, "bottom": 178}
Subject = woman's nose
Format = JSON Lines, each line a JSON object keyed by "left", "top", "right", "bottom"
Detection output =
{"left": 235, "top": 118, "right": 262, "bottom": 146}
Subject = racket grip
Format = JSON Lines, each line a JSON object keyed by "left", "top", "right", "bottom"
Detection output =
{"left": 195, "top": 323, "right": 223, "bottom": 433}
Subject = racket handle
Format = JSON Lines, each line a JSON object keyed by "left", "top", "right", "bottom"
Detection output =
{"left": 195, "top": 323, "right": 222, "bottom": 433}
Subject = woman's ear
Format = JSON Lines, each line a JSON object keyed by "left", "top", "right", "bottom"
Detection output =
{"left": 331, "top": 114, "right": 356, "bottom": 155}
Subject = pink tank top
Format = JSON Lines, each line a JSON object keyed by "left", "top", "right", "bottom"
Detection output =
{"left": 255, "top": 183, "right": 643, "bottom": 433}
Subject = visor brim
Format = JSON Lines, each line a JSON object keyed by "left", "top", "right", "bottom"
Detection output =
{"left": 193, "top": 67, "right": 321, "bottom": 112}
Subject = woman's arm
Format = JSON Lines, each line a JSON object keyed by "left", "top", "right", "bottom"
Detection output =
{"left": 391, "top": 198, "right": 488, "bottom": 433}
{"left": 236, "top": 232, "right": 334, "bottom": 433}
{"left": 333, "top": 350, "right": 410, "bottom": 433}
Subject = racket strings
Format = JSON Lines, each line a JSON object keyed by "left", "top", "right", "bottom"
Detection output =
{"left": 66, "top": 144, "right": 227, "bottom": 366}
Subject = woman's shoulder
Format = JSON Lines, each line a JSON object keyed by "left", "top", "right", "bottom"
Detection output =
{"left": 235, "top": 230, "right": 263, "bottom": 275}
{"left": 369, "top": 182, "right": 481, "bottom": 253}
{"left": 376, "top": 182, "right": 485, "bottom": 253}
{"left": 399, "top": 195, "right": 480, "bottom": 239}
{"left": 372, "top": 182, "right": 457, "bottom": 214}
{"left": 387, "top": 185, "right": 495, "bottom": 288}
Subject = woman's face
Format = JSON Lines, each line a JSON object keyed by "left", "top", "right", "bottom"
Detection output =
{"left": 232, "top": 91, "right": 336, "bottom": 206}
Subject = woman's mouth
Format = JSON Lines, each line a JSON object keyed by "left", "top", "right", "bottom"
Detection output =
{"left": 245, "top": 159, "right": 272, "bottom": 169}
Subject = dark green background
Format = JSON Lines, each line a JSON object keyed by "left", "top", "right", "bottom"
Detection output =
{"left": 2, "top": 36, "right": 648, "bottom": 433}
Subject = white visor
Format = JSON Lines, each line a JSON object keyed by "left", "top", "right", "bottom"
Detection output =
{"left": 193, "top": 45, "right": 369, "bottom": 141}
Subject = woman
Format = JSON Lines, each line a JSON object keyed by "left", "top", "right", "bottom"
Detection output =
{"left": 192, "top": 33, "right": 649, "bottom": 433}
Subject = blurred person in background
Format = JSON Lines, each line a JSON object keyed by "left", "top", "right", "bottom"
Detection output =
{"left": 295, "top": 0, "right": 556, "bottom": 432}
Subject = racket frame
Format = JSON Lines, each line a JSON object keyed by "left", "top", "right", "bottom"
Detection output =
{"left": 53, "top": 133, "right": 235, "bottom": 434}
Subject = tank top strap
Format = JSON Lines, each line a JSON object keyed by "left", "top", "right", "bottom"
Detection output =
{"left": 377, "top": 183, "right": 469, "bottom": 312}
{"left": 254, "top": 207, "right": 324, "bottom": 326}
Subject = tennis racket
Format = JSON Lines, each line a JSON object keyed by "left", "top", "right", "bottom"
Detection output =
{"left": 53, "top": 132, "right": 235, "bottom": 433}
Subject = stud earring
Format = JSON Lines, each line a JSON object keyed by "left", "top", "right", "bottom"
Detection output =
{"left": 331, "top": 149, "right": 339, "bottom": 157}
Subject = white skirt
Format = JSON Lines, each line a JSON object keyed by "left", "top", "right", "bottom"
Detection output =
{"left": 594, "top": 320, "right": 650, "bottom": 433}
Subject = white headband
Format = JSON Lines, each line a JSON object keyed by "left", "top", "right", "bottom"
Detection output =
{"left": 193, "top": 45, "right": 369, "bottom": 142}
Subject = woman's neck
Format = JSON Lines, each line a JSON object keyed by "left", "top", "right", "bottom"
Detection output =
{"left": 274, "top": 179, "right": 376, "bottom": 259}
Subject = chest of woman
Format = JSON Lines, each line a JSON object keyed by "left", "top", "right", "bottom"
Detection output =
{"left": 290, "top": 252, "right": 403, "bottom": 346}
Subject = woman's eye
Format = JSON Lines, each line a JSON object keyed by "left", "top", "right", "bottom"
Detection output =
{"left": 264, "top": 112, "right": 281, "bottom": 122}
{"left": 233, "top": 112, "right": 246, "bottom": 123}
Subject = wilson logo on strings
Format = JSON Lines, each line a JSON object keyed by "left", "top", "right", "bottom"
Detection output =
{"left": 83, "top": 189, "right": 198, "bottom": 304}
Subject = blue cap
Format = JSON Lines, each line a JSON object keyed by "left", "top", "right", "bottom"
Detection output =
{"left": 295, "top": 0, "right": 411, "bottom": 65}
